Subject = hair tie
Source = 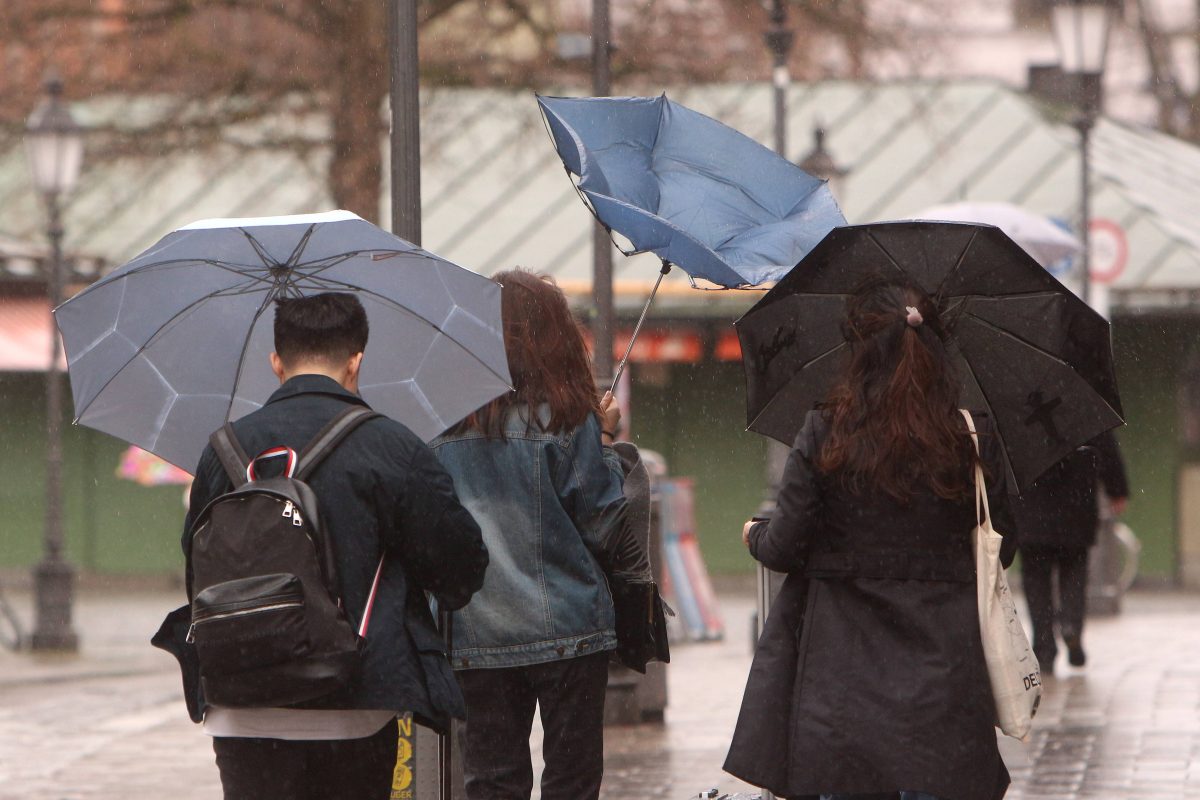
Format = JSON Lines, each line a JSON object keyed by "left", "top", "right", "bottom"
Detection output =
{"left": 905, "top": 306, "right": 924, "bottom": 328}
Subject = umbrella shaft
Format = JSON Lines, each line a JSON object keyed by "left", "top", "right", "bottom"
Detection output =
{"left": 609, "top": 264, "right": 669, "bottom": 395}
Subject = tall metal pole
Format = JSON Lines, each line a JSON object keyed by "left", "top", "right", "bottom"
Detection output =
{"left": 754, "top": 8, "right": 797, "bottom": 739}
{"left": 31, "top": 190, "right": 78, "bottom": 652}
{"left": 388, "top": 6, "right": 444, "bottom": 796}
{"left": 591, "top": 0, "right": 614, "bottom": 384}
{"left": 765, "top": 0, "right": 794, "bottom": 158}
{"left": 759, "top": 0, "right": 796, "bottom": 522}
{"left": 390, "top": 0, "right": 421, "bottom": 245}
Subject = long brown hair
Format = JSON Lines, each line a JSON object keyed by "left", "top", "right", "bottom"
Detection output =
{"left": 816, "top": 278, "right": 974, "bottom": 502}
{"left": 458, "top": 269, "right": 599, "bottom": 438}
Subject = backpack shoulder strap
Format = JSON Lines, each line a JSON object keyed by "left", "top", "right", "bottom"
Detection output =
{"left": 295, "top": 406, "right": 381, "bottom": 481}
{"left": 209, "top": 423, "right": 251, "bottom": 487}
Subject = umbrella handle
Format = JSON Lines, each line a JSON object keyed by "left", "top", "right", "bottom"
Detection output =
{"left": 610, "top": 261, "right": 671, "bottom": 396}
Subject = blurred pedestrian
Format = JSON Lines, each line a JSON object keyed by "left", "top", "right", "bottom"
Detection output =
{"left": 1015, "top": 431, "right": 1129, "bottom": 676}
{"left": 725, "top": 279, "right": 1017, "bottom": 800}
{"left": 170, "top": 293, "right": 488, "bottom": 800}
{"left": 431, "top": 269, "right": 626, "bottom": 800}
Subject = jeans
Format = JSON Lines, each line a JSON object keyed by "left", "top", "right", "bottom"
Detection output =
{"left": 457, "top": 651, "right": 609, "bottom": 800}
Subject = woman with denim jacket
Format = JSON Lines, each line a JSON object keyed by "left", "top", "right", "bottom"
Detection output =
{"left": 431, "top": 269, "right": 625, "bottom": 800}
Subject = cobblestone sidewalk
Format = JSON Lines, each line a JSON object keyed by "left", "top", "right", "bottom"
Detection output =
{"left": 1, "top": 586, "right": 1198, "bottom": 799}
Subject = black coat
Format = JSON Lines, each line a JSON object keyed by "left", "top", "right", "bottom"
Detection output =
{"left": 174, "top": 374, "right": 488, "bottom": 733}
{"left": 724, "top": 410, "right": 1017, "bottom": 800}
{"left": 1012, "top": 430, "right": 1128, "bottom": 550}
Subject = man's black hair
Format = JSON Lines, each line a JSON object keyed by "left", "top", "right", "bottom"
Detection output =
{"left": 273, "top": 293, "right": 369, "bottom": 366}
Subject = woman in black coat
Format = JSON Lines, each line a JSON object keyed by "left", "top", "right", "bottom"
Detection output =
{"left": 724, "top": 280, "right": 1018, "bottom": 800}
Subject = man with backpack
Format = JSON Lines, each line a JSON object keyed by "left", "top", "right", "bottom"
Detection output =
{"left": 170, "top": 292, "right": 488, "bottom": 799}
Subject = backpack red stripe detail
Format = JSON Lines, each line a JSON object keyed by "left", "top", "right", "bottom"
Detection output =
{"left": 358, "top": 556, "right": 385, "bottom": 639}
{"left": 246, "top": 447, "right": 298, "bottom": 482}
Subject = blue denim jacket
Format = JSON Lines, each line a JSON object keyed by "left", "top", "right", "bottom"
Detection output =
{"left": 430, "top": 405, "right": 624, "bottom": 669}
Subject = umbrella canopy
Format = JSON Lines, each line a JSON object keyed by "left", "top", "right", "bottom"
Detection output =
{"left": 55, "top": 210, "right": 512, "bottom": 471}
{"left": 913, "top": 202, "right": 1081, "bottom": 269}
{"left": 537, "top": 94, "right": 846, "bottom": 288}
{"left": 735, "top": 221, "right": 1123, "bottom": 490}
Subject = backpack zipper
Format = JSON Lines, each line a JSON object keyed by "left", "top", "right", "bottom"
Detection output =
{"left": 186, "top": 600, "right": 303, "bottom": 643}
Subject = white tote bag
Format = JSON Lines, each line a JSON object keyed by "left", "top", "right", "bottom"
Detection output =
{"left": 960, "top": 410, "right": 1042, "bottom": 741}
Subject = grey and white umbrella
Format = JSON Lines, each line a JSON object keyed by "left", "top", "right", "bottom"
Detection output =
{"left": 913, "top": 202, "right": 1082, "bottom": 268}
{"left": 55, "top": 210, "right": 512, "bottom": 471}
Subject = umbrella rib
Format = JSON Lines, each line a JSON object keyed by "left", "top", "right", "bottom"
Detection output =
{"left": 940, "top": 291, "right": 1062, "bottom": 329}
{"left": 952, "top": 351, "right": 1017, "bottom": 489}
{"left": 241, "top": 228, "right": 279, "bottom": 269}
{"left": 862, "top": 231, "right": 918, "bottom": 283}
{"left": 932, "top": 229, "right": 981, "bottom": 302}
{"left": 744, "top": 340, "right": 848, "bottom": 433}
{"left": 277, "top": 273, "right": 513, "bottom": 389}
{"left": 958, "top": 310, "right": 1122, "bottom": 419}
{"left": 70, "top": 258, "right": 274, "bottom": 301}
{"left": 223, "top": 291, "right": 280, "bottom": 424}
{"left": 70, "top": 281, "right": 262, "bottom": 424}
{"left": 283, "top": 224, "right": 318, "bottom": 269}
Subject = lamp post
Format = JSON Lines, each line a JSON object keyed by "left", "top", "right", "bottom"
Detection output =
{"left": 1053, "top": 1, "right": 1126, "bottom": 615}
{"left": 763, "top": 0, "right": 795, "bottom": 157}
{"left": 757, "top": 0, "right": 798, "bottom": 522}
{"left": 26, "top": 73, "right": 83, "bottom": 652}
{"left": 1051, "top": 0, "right": 1112, "bottom": 307}
{"left": 799, "top": 125, "right": 849, "bottom": 202}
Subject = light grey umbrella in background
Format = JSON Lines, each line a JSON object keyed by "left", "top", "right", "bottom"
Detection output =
{"left": 54, "top": 210, "right": 512, "bottom": 471}
{"left": 913, "top": 202, "right": 1082, "bottom": 268}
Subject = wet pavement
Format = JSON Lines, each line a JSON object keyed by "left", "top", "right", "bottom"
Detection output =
{"left": 0, "top": 582, "right": 1198, "bottom": 799}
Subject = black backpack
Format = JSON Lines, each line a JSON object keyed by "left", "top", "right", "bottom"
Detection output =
{"left": 185, "top": 406, "right": 381, "bottom": 708}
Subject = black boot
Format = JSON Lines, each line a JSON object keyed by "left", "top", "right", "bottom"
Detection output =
{"left": 1064, "top": 635, "right": 1086, "bottom": 667}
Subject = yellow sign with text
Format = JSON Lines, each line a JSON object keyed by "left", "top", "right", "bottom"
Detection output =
{"left": 392, "top": 713, "right": 414, "bottom": 799}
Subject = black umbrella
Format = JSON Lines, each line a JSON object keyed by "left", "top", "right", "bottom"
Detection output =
{"left": 735, "top": 221, "right": 1124, "bottom": 490}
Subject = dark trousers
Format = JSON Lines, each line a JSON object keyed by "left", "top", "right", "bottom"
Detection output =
{"left": 211, "top": 719, "right": 398, "bottom": 800}
{"left": 1021, "top": 545, "right": 1089, "bottom": 666}
{"left": 457, "top": 651, "right": 609, "bottom": 800}
{"left": 823, "top": 793, "right": 943, "bottom": 800}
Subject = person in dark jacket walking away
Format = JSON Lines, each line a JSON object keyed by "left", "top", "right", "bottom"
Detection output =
{"left": 724, "top": 279, "right": 1018, "bottom": 800}
{"left": 182, "top": 293, "right": 488, "bottom": 800}
{"left": 431, "top": 269, "right": 625, "bottom": 800}
{"left": 1015, "top": 431, "right": 1128, "bottom": 676}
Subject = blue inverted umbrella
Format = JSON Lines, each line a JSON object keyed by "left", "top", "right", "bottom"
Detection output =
{"left": 537, "top": 93, "right": 845, "bottom": 386}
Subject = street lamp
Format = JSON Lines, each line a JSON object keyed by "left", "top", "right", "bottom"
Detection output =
{"left": 758, "top": 0, "right": 798, "bottom": 510}
{"left": 26, "top": 72, "right": 83, "bottom": 652}
{"left": 1051, "top": 0, "right": 1112, "bottom": 306}
{"left": 798, "top": 125, "right": 849, "bottom": 203}
{"left": 763, "top": 0, "right": 795, "bottom": 157}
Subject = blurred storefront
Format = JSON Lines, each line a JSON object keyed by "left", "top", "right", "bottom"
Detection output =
{"left": 4, "top": 80, "right": 1200, "bottom": 582}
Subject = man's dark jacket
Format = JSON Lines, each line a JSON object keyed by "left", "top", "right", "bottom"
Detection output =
{"left": 172, "top": 374, "right": 488, "bottom": 733}
{"left": 1012, "top": 430, "right": 1129, "bottom": 549}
